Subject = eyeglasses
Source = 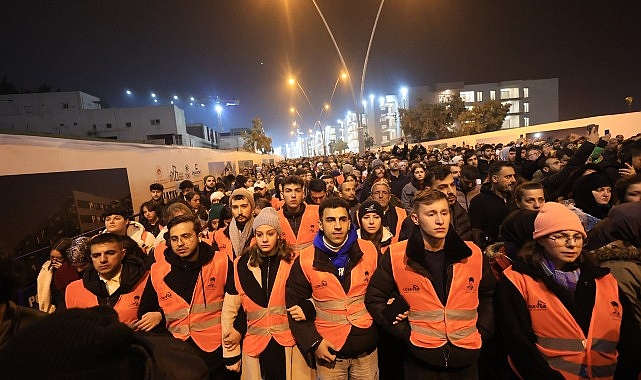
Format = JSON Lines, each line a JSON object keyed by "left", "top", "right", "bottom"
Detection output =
{"left": 169, "top": 233, "right": 196, "bottom": 245}
{"left": 547, "top": 234, "right": 584, "bottom": 246}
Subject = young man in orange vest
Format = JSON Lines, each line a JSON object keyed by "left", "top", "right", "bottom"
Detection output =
{"left": 213, "top": 187, "right": 255, "bottom": 261}
{"left": 365, "top": 189, "right": 496, "bottom": 379}
{"left": 278, "top": 175, "right": 320, "bottom": 253}
{"left": 286, "top": 197, "right": 379, "bottom": 379}
{"left": 138, "top": 215, "right": 232, "bottom": 379}
{"left": 65, "top": 233, "right": 150, "bottom": 327}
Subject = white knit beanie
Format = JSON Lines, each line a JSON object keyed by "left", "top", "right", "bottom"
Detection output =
{"left": 252, "top": 207, "right": 282, "bottom": 235}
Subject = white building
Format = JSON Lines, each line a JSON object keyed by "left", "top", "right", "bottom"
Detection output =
{"left": 410, "top": 78, "right": 559, "bottom": 130}
{"left": 0, "top": 91, "right": 217, "bottom": 148}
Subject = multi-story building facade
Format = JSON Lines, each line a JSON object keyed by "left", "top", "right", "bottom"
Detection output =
{"left": 0, "top": 91, "right": 217, "bottom": 148}
{"left": 410, "top": 78, "right": 559, "bottom": 129}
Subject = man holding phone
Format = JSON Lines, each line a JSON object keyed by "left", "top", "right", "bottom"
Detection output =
{"left": 365, "top": 190, "right": 495, "bottom": 379}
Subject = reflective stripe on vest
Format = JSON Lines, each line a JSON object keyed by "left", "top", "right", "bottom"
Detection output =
{"left": 504, "top": 268, "right": 621, "bottom": 380}
{"left": 234, "top": 256, "right": 296, "bottom": 356}
{"left": 150, "top": 252, "right": 227, "bottom": 352}
{"left": 278, "top": 205, "right": 320, "bottom": 253}
{"left": 299, "top": 240, "right": 377, "bottom": 350}
{"left": 390, "top": 240, "right": 483, "bottom": 350}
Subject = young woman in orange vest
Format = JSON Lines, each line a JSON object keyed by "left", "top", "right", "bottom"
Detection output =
{"left": 497, "top": 202, "right": 641, "bottom": 379}
{"left": 356, "top": 200, "right": 393, "bottom": 254}
{"left": 221, "top": 207, "right": 315, "bottom": 380}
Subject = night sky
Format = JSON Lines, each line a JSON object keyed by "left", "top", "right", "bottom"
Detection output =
{"left": 2, "top": 0, "right": 640, "bottom": 147}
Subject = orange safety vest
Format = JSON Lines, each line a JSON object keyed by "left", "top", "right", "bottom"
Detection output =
{"left": 65, "top": 272, "right": 149, "bottom": 325}
{"left": 154, "top": 240, "right": 167, "bottom": 263}
{"left": 278, "top": 204, "right": 320, "bottom": 253}
{"left": 150, "top": 251, "right": 228, "bottom": 352}
{"left": 299, "top": 240, "right": 377, "bottom": 350}
{"left": 270, "top": 198, "right": 284, "bottom": 211}
{"left": 390, "top": 240, "right": 483, "bottom": 350}
{"left": 234, "top": 256, "right": 296, "bottom": 357}
{"left": 503, "top": 267, "right": 621, "bottom": 380}
{"left": 213, "top": 228, "right": 255, "bottom": 261}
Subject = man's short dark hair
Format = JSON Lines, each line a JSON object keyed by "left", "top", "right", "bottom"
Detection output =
{"left": 425, "top": 164, "right": 453, "bottom": 187}
{"left": 89, "top": 233, "right": 123, "bottom": 249}
{"left": 460, "top": 165, "right": 480, "bottom": 181}
{"left": 102, "top": 205, "right": 130, "bottom": 219}
{"left": 165, "top": 215, "right": 202, "bottom": 241}
{"left": 179, "top": 180, "right": 194, "bottom": 191}
{"left": 481, "top": 144, "right": 493, "bottom": 151}
{"left": 282, "top": 175, "right": 305, "bottom": 188}
{"left": 318, "top": 197, "right": 350, "bottom": 219}
{"left": 309, "top": 178, "right": 326, "bottom": 192}
{"left": 488, "top": 161, "right": 513, "bottom": 179}
{"left": 149, "top": 183, "right": 164, "bottom": 192}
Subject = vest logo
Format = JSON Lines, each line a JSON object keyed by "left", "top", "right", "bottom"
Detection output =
{"left": 160, "top": 292, "right": 172, "bottom": 301}
{"left": 611, "top": 301, "right": 621, "bottom": 318}
{"left": 220, "top": 243, "right": 226, "bottom": 249}
{"left": 466, "top": 277, "right": 475, "bottom": 291}
{"left": 309, "top": 224, "right": 318, "bottom": 233}
{"left": 363, "top": 270, "right": 370, "bottom": 283}
{"left": 403, "top": 284, "right": 421, "bottom": 293}
{"left": 208, "top": 277, "right": 216, "bottom": 288}
{"left": 528, "top": 300, "right": 547, "bottom": 310}
{"left": 313, "top": 280, "right": 328, "bottom": 289}
{"left": 132, "top": 295, "right": 141, "bottom": 307}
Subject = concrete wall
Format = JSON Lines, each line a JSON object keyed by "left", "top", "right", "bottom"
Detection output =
{"left": 388, "top": 112, "right": 641, "bottom": 150}
{"left": 0, "top": 134, "right": 282, "bottom": 211}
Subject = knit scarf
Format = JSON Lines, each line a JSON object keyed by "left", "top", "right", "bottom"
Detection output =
{"left": 313, "top": 225, "right": 358, "bottom": 281}
{"left": 541, "top": 258, "right": 581, "bottom": 293}
{"left": 229, "top": 217, "right": 253, "bottom": 259}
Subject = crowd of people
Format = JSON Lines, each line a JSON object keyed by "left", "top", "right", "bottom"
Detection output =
{"left": 1, "top": 128, "right": 641, "bottom": 379}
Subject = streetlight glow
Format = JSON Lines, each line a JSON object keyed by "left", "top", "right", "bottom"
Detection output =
{"left": 173, "top": 95, "right": 178, "bottom": 100}
{"left": 400, "top": 87, "right": 408, "bottom": 99}
{"left": 125, "top": 90, "right": 132, "bottom": 95}
{"left": 190, "top": 96, "right": 195, "bottom": 101}
{"left": 151, "top": 92, "right": 156, "bottom": 98}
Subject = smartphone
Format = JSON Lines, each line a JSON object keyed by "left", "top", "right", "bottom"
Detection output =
{"left": 604, "top": 129, "right": 610, "bottom": 135}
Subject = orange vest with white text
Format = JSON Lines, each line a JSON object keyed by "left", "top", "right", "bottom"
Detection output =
{"left": 234, "top": 256, "right": 296, "bottom": 356}
{"left": 150, "top": 252, "right": 227, "bottom": 352}
{"left": 390, "top": 240, "right": 483, "bottom": 349}
{"left": 299, "top": 239, "right": 377, "bottom": 350}
{"left": 503, "top": 267, "right": 621, "bottom": 380}
{"left": 278, "top": 204, "right": 320, "bottom": 253}
{"left": 65, "top": 272, "right": 149, "bottom": 326}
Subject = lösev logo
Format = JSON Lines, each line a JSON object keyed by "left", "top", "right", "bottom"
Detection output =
{"left": 528, "top": 300, "right": 547, "bottom": 310}
{"left": 313, "top": 280, "right": 328, "bottom": 290}
{"left": 160, "top": 292, "right": 172, "bottom": 301}
{"left": 403, "top": 284, "right": 421, "bottom": 293}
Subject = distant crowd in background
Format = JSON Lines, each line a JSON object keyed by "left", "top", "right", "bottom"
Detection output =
{"left": 1, "top": 127, "right": 641, "bottom": 379}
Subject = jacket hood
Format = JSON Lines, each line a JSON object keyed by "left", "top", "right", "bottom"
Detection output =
{"left": 590, "top": 240, "right": 641, "bottom": 263}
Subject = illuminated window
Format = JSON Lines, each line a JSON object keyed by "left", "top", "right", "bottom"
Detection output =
{"left": 490, "top": 91, "right": 496, "bottom": 100}
{"left": 476, "top": 91, "right": 483, "bottom": 102}
{"left": 524, "top": 102, "right": 529, "bottom": 113}
{"left": 523, "top": 87, "right": 529, "bottom": 98}
{"left": 524, "top": 117, "right": 530, "bottom": 126}
{"left": 460, "top": 91, "right": 474, "bottom": 102}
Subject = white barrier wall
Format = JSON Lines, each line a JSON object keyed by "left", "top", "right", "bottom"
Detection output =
{"left": 397, "top": 112, "right": 641, "bottom": 150}
{"left": 0, "top": 134, "right": 281, "bottom": 210}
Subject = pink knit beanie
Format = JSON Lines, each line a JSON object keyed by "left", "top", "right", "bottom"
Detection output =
{"left": 533, "top": 202, "right": 586, "bottom": 239}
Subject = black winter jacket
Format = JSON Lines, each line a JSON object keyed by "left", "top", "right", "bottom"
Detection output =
{"left": 365, "top": 226, "right": 496, "bottom": 369}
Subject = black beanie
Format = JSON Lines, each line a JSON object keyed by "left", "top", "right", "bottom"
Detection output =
{"left": 0, "top": 306, "right": 144, "bottom": 380}
{"left": 359, "top": 199, "right": 385, "bottom": 220}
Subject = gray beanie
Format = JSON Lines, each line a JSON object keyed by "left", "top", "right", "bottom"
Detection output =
{"left": 371, "top": 159, "right": 385, "bottom": 169}
{"left": 252, "top": 207, "right": 282, "bottom": 235}
{"left": 230, "top": 187, "right": 255, "bottom": 209}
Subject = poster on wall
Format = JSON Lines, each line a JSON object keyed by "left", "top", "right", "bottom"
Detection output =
{"left": 238, "top": 160, "right": 254, "bottom": 171}
{"left": 0, "top": 168, "right": 131, "bottom": 259}
{"left": 208, "top": 161, "right": 234, "bottom": 178}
